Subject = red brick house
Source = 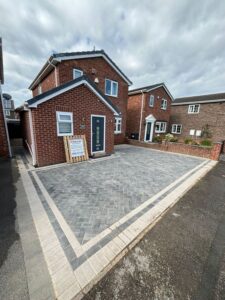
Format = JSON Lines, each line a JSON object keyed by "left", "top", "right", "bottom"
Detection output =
{"left": 170, "top": 93, "right": 225, "bottom": 144}
{"left": 0, "top": 37, "right": 11, "bottom": 158}
{"left": 127, "top": 83, "right": 173, "bottom": 142}
{"left": 20, "top": 50, "right": 132, "bottom": 167}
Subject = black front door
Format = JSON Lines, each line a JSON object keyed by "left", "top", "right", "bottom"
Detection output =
{"left": 145, "top": 122, "right": 152, "bottom": 141}
{"left": 92, "top": 116, "right": 105, "bottom": 152}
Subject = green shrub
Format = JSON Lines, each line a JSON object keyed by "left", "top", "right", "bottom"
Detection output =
{"left": 153, "top": 135, "right": 163, "bottom": 143}
{"left": 200, "top": 139, "right": 213, "bottom": 147}
{"left": 165, "top": 133, "right": 174, "bottom": 141}
{"left": 184, "top": 138, "right": 193, "bottom": 145}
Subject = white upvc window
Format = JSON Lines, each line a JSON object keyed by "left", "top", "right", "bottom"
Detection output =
{"left": 196, "top": 130, "right": 202, "bottom": 137}
{"left": 114, "top": 117, "right": 122, "bottom": 134}
{"left": 155, "top": 122, "right": 167, "bottom": 133}
{"left": 38, "top": 84, "right": 42, "bottom": 95}
{"left": 105, "top": 79, "right": 118, "bottom": 97}
{"left": 149, "top": 95, "right": 154, "bottom": 107}
{"left": 161, "top": 98, "right": 167, "bottom": 110}
{"left": 5, "top": 109, "right": 10, "bottom": 116}
{"left": 4, "top": 99, "right": 11, "bottom": 109}
{"left": 171, "top": 124, "right": 182, "bottom": 134}
{"left": 56, "top": 112, "right": 73, "bottom": 136}
{"left": 73, "top": 68, "right": 83, "bottom": 79}
{"left": 190, "top": 129, "right": 195, "bottom": 136}
{"left": 188, "top": 104, "right": 200, "bottom": 114}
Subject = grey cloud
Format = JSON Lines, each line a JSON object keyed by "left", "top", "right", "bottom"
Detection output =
{"left": 1, "top": 0, "right": 225, "bottom": 107}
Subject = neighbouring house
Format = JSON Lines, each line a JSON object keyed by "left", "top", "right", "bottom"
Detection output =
{"left": 0, "top": 38, "right": 11, "bottom": 158}
{"left": 127, "top": 83, "right": 173, "bottom": 142}
{"left": 19, "top": 50, "right": 132, "bottom": 167}
{"left": 2, "top": 93, "right": 17, "bottom": 119}
{"left": 170, "top": 93, "right": 225, "bottom": 145}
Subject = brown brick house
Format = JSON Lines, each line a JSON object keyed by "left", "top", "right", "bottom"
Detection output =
{"left": 170, "top": 93, "right": 225, "bottom": 144}
{"left": 19, "top": 50, "right": 131, "bottom": 166}
{"left": 127, "top": 83, "right": 173, "bottom": 142}
{"left": 0, "top": 37, "right": 11, "bottom": 158}
{"left": 29, "top": 50, "right": 132, "bottom": 145}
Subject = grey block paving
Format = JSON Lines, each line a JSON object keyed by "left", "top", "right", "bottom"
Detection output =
{"left": 37, "top": 145, "right": 205, "bottom": 244}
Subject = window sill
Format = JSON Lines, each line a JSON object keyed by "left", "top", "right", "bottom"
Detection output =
{"left": 114, "top": 132, "right": 122, "bottom": 135}
{"left": 105, "top": 93, "right": 118, "bottom": 98}
{"left": 57, "top": 133, "right": 73, "bottom": 137}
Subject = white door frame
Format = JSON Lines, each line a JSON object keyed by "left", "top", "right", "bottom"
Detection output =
{"left": 91, "top": 114, "right": 106, "bottom": 154}
{"left": 144, "top": 114, "right": 156, "bottom": 142}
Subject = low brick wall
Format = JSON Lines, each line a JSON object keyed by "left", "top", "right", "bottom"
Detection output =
{"left": 126, "top": 139, "right": 222, "bottom": 161}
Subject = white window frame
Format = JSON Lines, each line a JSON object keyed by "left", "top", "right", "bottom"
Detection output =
{"left": 56, "top": 111, "right": 73, "bottom": 136}
{"left": 171, "top": 124, "right": 182, "bottom": 134}
{"left": 5, "top": 109, "right": 10, "bottom": 116}
{"left": 38, "top": 84, "right": 42, "bottom": 95}
{"left": 105, "top": 79, "right": 118, "bottom": 97}
{"left": 189, "top": 129, "right": 195, "bottom": 136}
{"left": 149, "top": 95, "right": 154, "bottom": 107}
{"left": 161, "top": 98, "right": 167, "bottom": 110}
{"left": 73, "top": 68, "right": 83, "bottom": 79}
{"left": 196, "top": 130, "right": 202, "bottom": 137}
{"left": 114, "top": 117, "right": 122, "bottom": 134}
{"left": 155, "top": 122, "right": 167, "bottom": 133}
{"left": 188, "top": 104, "right": 200, "bottom": 114}
{"left": 4, "top": 99, "right": 11, "bottom": 109}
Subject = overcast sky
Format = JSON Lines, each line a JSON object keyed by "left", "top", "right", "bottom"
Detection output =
{"left": 1, "top": 0, "right": 225, "bottom": 107}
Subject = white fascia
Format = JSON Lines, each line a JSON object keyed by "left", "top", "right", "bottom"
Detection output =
{"left": 28, "top": 79, "right": 119, "bottom": 116}
{"left": 172, "top": 99, "right": 225, "bottom": 105}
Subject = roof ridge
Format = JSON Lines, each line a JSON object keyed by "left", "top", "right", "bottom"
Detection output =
{"left": 52, "top": 49, "right": 105, "bottom": 58}
{"left": 175, "top": 91, "right": 225, "bottom": 100}
{"left": 29, "top": 49, "right": 132, "bottom": 89}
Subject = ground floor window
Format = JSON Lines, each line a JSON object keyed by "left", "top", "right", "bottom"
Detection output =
{"left": 56, "top": 111, "right": 73, "bottom": 136}
{"left": 114, "top": 117, "right": 122, "bottom": 134}
{"left": 5, "top": 109, "right": 10, "bottom": 116}
{"left": 155, "top": 121, "right": 167, "bottom": 133}
{"left": 171, "top": 124, "right": 182, "bottom": 134}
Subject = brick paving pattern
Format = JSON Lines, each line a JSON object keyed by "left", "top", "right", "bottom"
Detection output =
{"left": 37, "top": 145, "right": 204, "bottom": 244}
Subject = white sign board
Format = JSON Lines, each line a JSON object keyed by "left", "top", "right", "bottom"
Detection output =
{"left": 69, "top": 138, "right": 85, "bottom": 157}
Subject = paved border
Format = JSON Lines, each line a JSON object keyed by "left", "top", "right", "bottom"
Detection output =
{"left": 17, "top": 154, "right": 217, "bottom": 300}
{"left": 15, "top": 161, "right": 55, "bottom": 300}
{"left": 30, "top": 160, "right": 210, "bottom": 269}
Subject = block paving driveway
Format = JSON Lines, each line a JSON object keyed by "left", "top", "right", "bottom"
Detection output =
{"left": 37, "top": 145, "right": 204, "bottom": 244}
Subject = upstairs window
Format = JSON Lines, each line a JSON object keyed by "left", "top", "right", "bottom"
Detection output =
{"left": 149, "top": 95, "right": 154, "bottom": 107}
{"left": 38, "top": 84, "right": 42, "bottom": 95}
{"left": 155, "top": 122, "right": 167, "bottom": 133}
{"left": 105, "top": 79, "right": 118, "bottom": 97}
{"left": 56, "top": 112, "right": 73, "bottom": 136}
{"left": 171, "top": 124, "right": 182, "bottom": 134}
{"left": 73, "top": 69, "right": 83, "bottom": 79}
{"left": 188, "top": 104, "right": 200, "bottom": 114}
{"left": 114, "top": 117, "right": 122, "bottom": 134}
{"left": 4, "top": 99, "right": 11, "bottom": 109}
{"left": 161, "top": 98, "right": 167, "bottom": 110}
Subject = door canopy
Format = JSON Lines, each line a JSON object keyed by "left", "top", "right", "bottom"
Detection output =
{"left": 145, "top": 114, "right": 156, "bottom": 122}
